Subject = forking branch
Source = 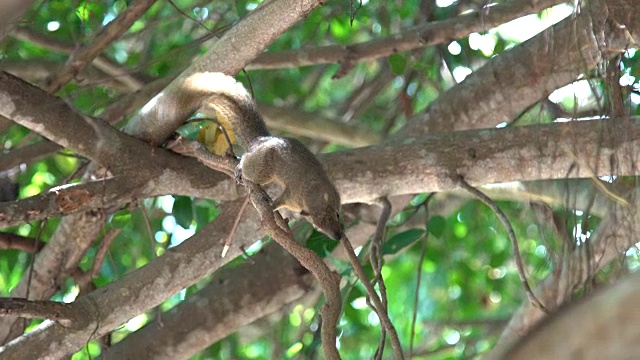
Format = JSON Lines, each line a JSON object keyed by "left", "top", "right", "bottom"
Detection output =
{"left": 169, "top": 140, "right": 343, "bottom": 359}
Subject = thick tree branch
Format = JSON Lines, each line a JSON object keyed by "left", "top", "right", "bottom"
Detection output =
{"left": 124, "top": 0, "right": 329, "bottom": 144}
{"left": 488, "top": 272, "right": 640, "bottom": 359}
{"left": 0, "top": 118, "right": 638, "bottom": 228}
{"left": 0, "top": 199, "right": 262, "bottom": 358}
{"left": 0, "top": 159, "right": 237, "bottom": 228}
{"left": 0, "top": 71, "right": 155, "bottom": 176}
{"left": 329, "top": 117, "right": 640, "bottom": 204}
{"left": 486, "top": 185, "right": 640, "bottom": 357}
{"left": 246, "top": 0, "right": 566, "bottom": 70}
{"left": 399, "top": 0, "right": 640, "bottom": 136}
{"left": 99, "top": 244, "right": 314, "bottom": 359}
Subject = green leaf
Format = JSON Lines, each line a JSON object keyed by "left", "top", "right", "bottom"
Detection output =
{"left": 75, "top": 2, "right": 106, "bottom": 22}
{"left": 194, "top": 200, "right": 220, "bottom": 227}
{"left": 329, "top": 19, "right": 349, "bottom": 42}
{"left": 173, "top": 196, "right": 193, "bottom": 228}
{"left": 382, "top": 229, "right": 425, "bottom": 255}
{"left": 410, "top": 193, "right": 429, "bottom": 206}
{"left": 388, "top": 209, "right": 414, "bottom": 226}
{"left": 388, "top": 53, "right": 407, "bottom": 75}
{"left": 428, "top": 216, "right": 446, "bottom": 238}
{"left": 110, "top": 210, "right": 132, "bottom": 229}
{"left": 306, "top": 230, "right": 339, "bottom": 257}
{"left": 235, "top": 0, "right": 249, "bottom": 19}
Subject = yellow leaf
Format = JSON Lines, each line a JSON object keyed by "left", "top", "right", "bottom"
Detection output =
{"left": 196, "top": 110, "right": 237, "bottom": 155}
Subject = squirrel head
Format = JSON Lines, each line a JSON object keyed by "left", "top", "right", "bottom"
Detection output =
{"left": 301, "top": 190, "right": 343, "bottom": 240}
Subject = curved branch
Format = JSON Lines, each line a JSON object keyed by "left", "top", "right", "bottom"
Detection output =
{"left": 492, "top": 272, "right": 640, "bottom": 359}
{"left": 486, "top": 186, "right": 640, "bottom": 357}
{"left": 125, "top": 0, "right": 329, "bottom": 144}
{"left": 246, "top": 183, "right": 342, "bottom": 360}
{"left": 398, "top": 0, "right": 639, "bottom": 136}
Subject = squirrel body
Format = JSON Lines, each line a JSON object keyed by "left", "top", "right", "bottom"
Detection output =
{"left": 179, "top": 72, "right": 343, "bottom": 240}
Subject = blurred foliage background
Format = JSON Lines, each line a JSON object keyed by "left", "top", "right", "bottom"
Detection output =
{"left": 1, "top": 0, "right": 640, "bottom": 359}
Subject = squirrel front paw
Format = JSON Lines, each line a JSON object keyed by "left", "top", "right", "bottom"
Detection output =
{"left": 234, "top": 165, "right": 245, "bottom": 185}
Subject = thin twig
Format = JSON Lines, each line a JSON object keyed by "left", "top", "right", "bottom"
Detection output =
{"left": 247, "top": 183, "right": 342, "bottom": 360}
{"left": 410, "top": 193, "right": 435, "bottom": 357}
{"left": 455, "top": 175, "right": 547, "bottom": 312}
{"left": 74, "top": 228, "right": 122, "bottom": 291}
{"left": 44, "top": 0, "right": 158, "bottom": 93}
{"left": 25, "top": 221, "right": 47, "bottom": 300}
{"left": 341, "top": 234, "right": 404, "bottom": 359}
{"left": 165, "top": 0, "right": 213, "bottom": 33}
{"left": 221, "top": 196, "right": 251, "bottom": 257}
{"left": 369, "top": 197, "right": 392, "bottom": 360}
{"left": 139, "top": 200, "right": 157, "bottom": 258}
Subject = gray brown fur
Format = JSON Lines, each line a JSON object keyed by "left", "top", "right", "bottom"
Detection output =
{"left": 183, "top": 73, "right": 343, "bottom": 240}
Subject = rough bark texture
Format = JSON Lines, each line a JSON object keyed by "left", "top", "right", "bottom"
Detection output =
{"left": 488, "top": 272, "right": 640, "bottom": 360}
{"left": 1, "top": 0, "right": 640, "bottom": 358}
{"left": 398, "top": 0, "right": 640, "bottom": 136}
{"left": 99, "top": 244, "right": 313, "bottom": 360}
{"left": 0, "top": 199, "right": 260, "bottom": 358}
{"left": 328, "top": 118, "right": 640, "bottom": 203}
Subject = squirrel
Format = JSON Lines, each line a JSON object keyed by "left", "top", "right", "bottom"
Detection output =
{"left": 168, "top": 72, "right": 343, "bottom": 240}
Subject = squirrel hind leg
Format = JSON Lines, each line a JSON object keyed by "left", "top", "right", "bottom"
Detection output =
{"left": 271, "top": 189, "right": 293, "bottom": 211}
{"left": 238, "top": 147, "right": 276, "bottom": 186}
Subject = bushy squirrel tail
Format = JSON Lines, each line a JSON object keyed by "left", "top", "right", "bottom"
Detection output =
{"left": 182, "top": 72, "right": 270, "bottom": 146}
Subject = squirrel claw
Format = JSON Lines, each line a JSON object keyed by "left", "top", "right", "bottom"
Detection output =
{"left": 262, "top": 192, "right": 274, "bottom": 206}
{"left": 234, "top": 166, "right": 245, "bottom": 185}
